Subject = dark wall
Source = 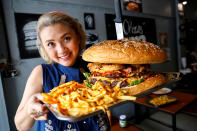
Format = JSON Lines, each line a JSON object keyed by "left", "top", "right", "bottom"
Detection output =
{"left": 184, "top": 0, "right": 197, "bottom": 20}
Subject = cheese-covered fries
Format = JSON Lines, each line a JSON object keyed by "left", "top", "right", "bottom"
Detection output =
{"left": 42, "top": 81, "right": 136, "bottom": 117}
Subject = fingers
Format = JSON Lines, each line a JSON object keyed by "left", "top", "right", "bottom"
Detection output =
{"left": 35, "top": 104, "right": 49, "bottom": 115}
{"left": 30, "top": 101, "right": 47, "bottom": 113}
{"left": 28, "top": 93, "right": 49, "bottom": 120}
{"left": 35, "top": 93, "right": 44, "bottom": 101}
{"left": 32, "top": 113, "right": 48, "bottom": 120}
{"left": 32, "top": 93, "right": 44, "bottom": 102}
{"left": 37, "top": 114, "right": 48, "bottom": 120}
{"left": 29, "top": 106, "right": 49, "bottom": 120}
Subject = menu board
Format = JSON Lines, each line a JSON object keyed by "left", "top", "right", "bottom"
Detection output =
{"left": 15, "top": 13, "right": 41, "bottom": 59}
{"left": 105, "top": 14, "right": 157, "bottom": 44}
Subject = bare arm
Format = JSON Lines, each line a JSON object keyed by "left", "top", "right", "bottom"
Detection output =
{"left": 14, "top": 65, "right": 48, "bottom": 131}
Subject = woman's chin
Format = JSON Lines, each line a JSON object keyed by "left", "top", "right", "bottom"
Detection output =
{"left": 58, "top": 59, "right": 75, "bottom": 66}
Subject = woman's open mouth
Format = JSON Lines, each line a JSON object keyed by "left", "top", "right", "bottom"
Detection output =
{"left": 59, "top": 52, "right": 72, "bottom": 61}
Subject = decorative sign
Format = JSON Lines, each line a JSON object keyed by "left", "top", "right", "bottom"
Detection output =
{"left": 15, "top": 13, "right": 41, "bottom": 59}
{"left": 105, "top": 14, "right": 157, "bottom": 44}
{"left": 84, "top": 13, "right": 95, "bottom": 30}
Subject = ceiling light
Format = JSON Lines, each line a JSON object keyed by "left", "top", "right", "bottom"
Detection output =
{"left": 182, "top": 1, "right": 187, "bottom": 5}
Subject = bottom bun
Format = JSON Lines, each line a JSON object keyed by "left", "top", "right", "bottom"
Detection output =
{"left": 122, "top": 74, "right": 167, "bottom": 96}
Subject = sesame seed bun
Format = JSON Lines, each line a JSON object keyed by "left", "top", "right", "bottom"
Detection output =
{"left": 82, "top": 39, "right": 167, "bottom": 64}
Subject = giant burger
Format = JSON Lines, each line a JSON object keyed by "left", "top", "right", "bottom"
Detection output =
{"left": 82, "top": 39, "right": 167, "bottom": 96}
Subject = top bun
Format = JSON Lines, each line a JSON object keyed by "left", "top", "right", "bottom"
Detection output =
{"left": 82, "top": 39, "right": 167, "bottom": 64}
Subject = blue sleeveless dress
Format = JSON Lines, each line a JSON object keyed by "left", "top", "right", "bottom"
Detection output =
{"left": 35, "top": 59, "right": 110, "bottom": 131}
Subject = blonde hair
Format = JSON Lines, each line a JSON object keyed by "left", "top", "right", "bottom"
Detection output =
{"left": 36, "top": 11, "right": 86, "bottom": 64}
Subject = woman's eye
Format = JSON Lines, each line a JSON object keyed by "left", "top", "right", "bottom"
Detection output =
{"left": 47, "top": 42, "right": 54, "bottom": 47}
{"left": 64, "top": 37, "right": 71, "bottom": 41}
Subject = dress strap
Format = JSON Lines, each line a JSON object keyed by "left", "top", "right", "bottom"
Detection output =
{"left": 41, "top": 64, "right": 60, "bottom": 93}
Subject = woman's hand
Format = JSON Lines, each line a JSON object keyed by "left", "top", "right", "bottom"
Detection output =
{"left": 27, "top": 93, "right": 49, "bottom": 120}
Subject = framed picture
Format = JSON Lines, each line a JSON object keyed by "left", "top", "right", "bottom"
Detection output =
{"left": 15, "top": 13, "right": 41, "bottom": 59}
{"left": 159, "top": 32, "right": 168, "bottom": 47}
{"left": 84, "top": 13, "right": 95, "bottom": 30}
{"left": 122, "top": 0, "right": 142, "bottom": 12}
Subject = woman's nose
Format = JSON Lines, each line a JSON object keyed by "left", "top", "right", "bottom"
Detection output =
{"left": 57, "top": 43, "right": 67, "bottom": 53}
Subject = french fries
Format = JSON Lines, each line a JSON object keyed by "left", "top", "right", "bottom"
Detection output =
{"left": 42, "top": 81, "right": 136, "bottom": 117}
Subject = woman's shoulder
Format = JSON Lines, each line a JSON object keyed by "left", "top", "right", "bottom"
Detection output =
{"left": 26, "top": 65, "right": 43, "bottom": 89}
{"left": 29, "top": 65, "right": 43, "bottom": 81}
{"left": 31, "top": 64, "right": 53, "bottom": 74}
{"left": 32, "top": 65, "right": 42, "bottom": 74}
{"left": 31, "top": 64, "right": 56, "bottom": 77}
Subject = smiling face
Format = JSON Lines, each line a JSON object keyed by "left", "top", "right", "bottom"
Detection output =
{"left": 39, "top": 23, "right": 80, "bottom": 66}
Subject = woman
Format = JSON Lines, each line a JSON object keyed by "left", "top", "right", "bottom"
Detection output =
{"left": 14, "top": 11, "right": 110, "bottom": 131}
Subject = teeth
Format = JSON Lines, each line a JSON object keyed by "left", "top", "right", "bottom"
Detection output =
{"left": 60, "top": 56, "right": 68, "bottom": 58}
{"left": 60, "top": 53, "right": 70, "bottom": 59}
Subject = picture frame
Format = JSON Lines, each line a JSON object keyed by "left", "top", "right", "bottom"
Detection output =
{"left": 159, "top": 32, "right": 168, "bottom": 47}
{"left": 84, "top": 13, "right": 95, "bottom": 30}
{"left": 15, "top": 13, "right": 41, "bottom": 59}
{"left": 122, "top": 0, "right": 142, "bottom": 13}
